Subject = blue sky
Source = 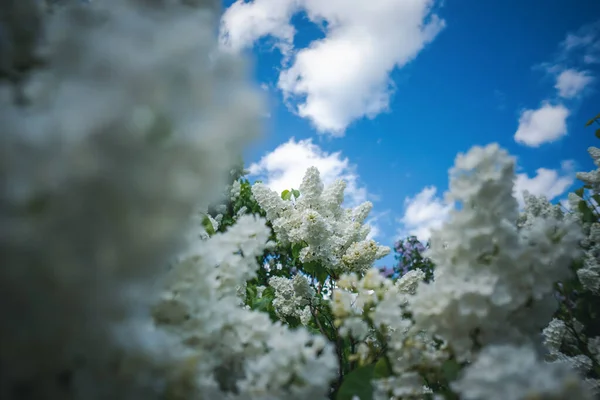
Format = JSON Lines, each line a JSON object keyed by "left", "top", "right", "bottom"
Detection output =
{"left": 219, "top": 0, "right": 600, "bottom": 267}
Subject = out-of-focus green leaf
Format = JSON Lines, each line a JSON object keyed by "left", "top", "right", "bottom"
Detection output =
{"left": 281, "top": 189, "right": 291, "bottom": 200}
{"left": 336, "top": 365, "right": 375, "bottom": 400}
{"left": 579, "top": 200, "right": 596, "bottom": 222}
{"left": 202, "top": 215, "right": 215, "bottom": 235}
{"left": 575, "top": 187, "right": 585, "bottom": 198}
{"left": 25, "top": 194, "right": 50, "bottom": 216}
{"left": 292, "top": 189, "right": 301, "bottom": 199}
{"left": 441, "top": 359, "right": 461, "bottom": 382}
{"left": 284, "top": 315, "right": 301, "bottom": 328}
{"left": 245, "top": 285, "right": 258, "bottom": 308}
{"left": 145, "top": 113, "right": 172, "bottom": 145}
{"left": 252, "top": 286, "right": 277, "bottom": 319}
{"left": 306, "top": 325, "right": 321, "bottom": 336}
{"left": 373, "top": 357, "right": 391, "bottom": 379}
{"left": 292, "top": 243, "right": 303, "bottom": 260}
{"left": 586, "top": 113, "right": 600, "bottom": 127}
{"left": 595, "top": 128, "right": 600, "bottom": 139}
{"left": 304, "top": 261, "right": 329, "bottom": 285}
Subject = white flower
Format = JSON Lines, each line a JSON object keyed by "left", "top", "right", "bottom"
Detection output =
{"left": 269, "top": 274, "right": 315, "bottom": 325}
{"left": 517, "top": 191, "right": 565, "bottom": 229}
{"left": 569, "top": 151, "right": 600, "bottom": 294}
{"left": 543, "top": 318, "right": 567, "bottom": 354}
{"left": 0, "top": 0, "right": 266, "bottom": 397}
{"left": 231, "top": 180, "right": 242, "bottom": 200}
{"left": 576, "top": 147, "right": 600, "bottom": 193}
{"left": 452, "top": 344, "right": 594, "bottom": 400}
{"left": 394, "top": 269, "right": 425, "bottom": 295}
{"left": 252, "top": 167, "right": 389, "bottom": 274}
{"left": 410, "top": 144, "right": 583, "bottom": 360}
{"left": 155, "top": 214, "right": 337, "bottom": 398}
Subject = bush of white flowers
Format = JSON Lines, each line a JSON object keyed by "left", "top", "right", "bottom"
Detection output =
{"left": 0, "top": 1, "right": 598, "bottom": 399}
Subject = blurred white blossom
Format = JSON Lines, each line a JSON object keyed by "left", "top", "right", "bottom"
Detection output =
{"left": 452, "top": 344, "right": 594, "bottom": 399}
{"left": 410, "top": 144, "right": 583, "bottom": 361}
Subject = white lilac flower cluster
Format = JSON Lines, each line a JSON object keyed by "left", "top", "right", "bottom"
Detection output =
{"left": 332, "top": 269, "right": 389, "bottom": 341}
{"left": 578, "top": 220, "right": 600, "bottom": 295}
{"left": 570, "top": 146, "right": 600, "bottom": 294}
{"left": 269, "top": 274, "right": 315, "bottom": 325}
{"left": 153, "top": 214, "right": 337, "bottom": 399}
{"left": 517, "top": 190, "right": 566, "bottom": 229}
{"left": 576, "top": 146, "right": 600, "bottom": 193}
{"left": 408, "top": 144, "right": 591, "bottom": 398}
{"left": 231, "top": 179, "right": 242, "bottom": 200}
{"left": 327, "top": 144, "right": 597, "bottom": 399}
{"left": 542, "top": 318, "right": 600, "bottom": 390}
{"left": 519, "top": 194, "right": 598, "bottom": 376}
{"left": 531, "top": 145, "right": 600, "bottom": 396}
{"left": 0, "top": 1, "right": 339, "bottom": 399}
{"left": 409, "top": 144, "right": 582, "bottom": 359}
{"left": 373, "top": 271, "right": 450, "bottom": 400}
{"left": 332, "top": 269, "right": 448, "bottom": 398}
{"left": 252, "top": 167, "right": 390, "bottom": 274}
{"left": 452, "top": 344, "right": 592, "bottom": 400}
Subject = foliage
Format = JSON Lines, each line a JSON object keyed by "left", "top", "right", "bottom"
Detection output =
{"left": 585, "top": 112, "right": 600, "bottom": 139}
{"left": 542, "top": 115, "right": 600, "bottom": 387}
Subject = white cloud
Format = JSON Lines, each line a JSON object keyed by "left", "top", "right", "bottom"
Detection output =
{"left": 562, "top": 32, "right": 595, "bottom": 51}
{"left": 248, "top": 137, "right": 368, "bottom": 206}
{"left": 555, "top": 68, "right": 594, "bottom": 98}
{"left": 514, "top": 103, "right": 569, "bottom": 147}
{"left": 513, "top": 160, "right": 576, "bottom": 208}
{"left": 397, "top": 186, "right": 453, "bottom": 242}
{"left": 520, "top": 22, "right": 600, "bottom": 144}
{"left": 365, "top": 210, "right": 391, "bottom": 241}
{"left": 219, "top": 0, "right": 298, "bottom": 56}
{"left": 221, "top": 0, "right": 445, "bottom": 135}
{"left": 559, "top": 20, "right": 600, "bottom": 64}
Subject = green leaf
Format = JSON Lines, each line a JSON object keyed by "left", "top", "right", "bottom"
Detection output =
{"left": 306, "top": 325, "right": 322, "bottom": 336}
{"left": 586, "top": 113, "right": 600, "bottom": 127}
{"left": 252, "top": 287, "right": 276, "bottom": 315}
{"left": 25, "top": 193, "right": 51, "bottom": 216}
{"left": 303, "top": 261, "right": 329, "bottom": 285}
{"left": 292, "top": 189, "right": 301, "bottom": 199}
{"left": 245, "top": 285, "right": 258, "bottom": 308}
{"left": 373, "top": 358, "right": 392, "bottom": 379}
{"left": 145, "top": 114, "right": 172, "bottom": 145}
{"left": 292, "top": 243, "right": 303, "bottom": 260}
{"left": 281, "top": 189, "right": 292, "bottom": 201}
{"left": 574, "top": 187, "right": 585, "bottom": 198}
{"left": 595, "top": 128, "right": 600, "bottom": 139}
{"left": 303, "top": 261, "right": 318, "bottom": 275}
{"left": 441, "top": 359, "right": 461, "bottom": 382}
{"left": 593, "top": 194, "right": 600, "bottom": 206}
{"left": 284, "top": 315, "right": 302, "bottom": 328}
{"left": 202, "top": 215, "right": 215, "bottom": 235}
{"left": 336, "top": 365, "right": 375, "bottom": 400}
{"left": 578, "top": 200, "right": 596, "bottom": 223}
